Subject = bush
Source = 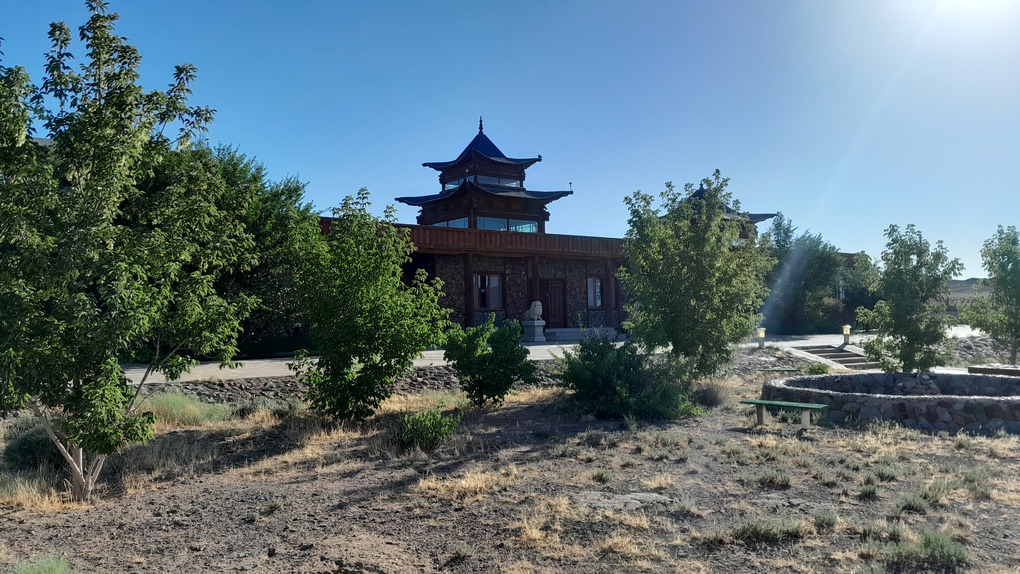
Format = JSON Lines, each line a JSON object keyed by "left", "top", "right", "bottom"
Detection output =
{"left": 883, "top": 530, "right": 968, "bottom": 570}
{"left": 233, "top": 397, "right": 304, "bottom": 420}
{"left": 392, "top": 408, "right": 462, "bottom": 452}
{"left": 559, "top": 333, "right": 701, "bottom": 420}
{"left": 2, "top": 418, "right": 65, "bottom": 471}
{"left": 137, "top": 392, "right": 233, "bottom": 427}
{"left": 444, "top": 316, "right": 535, "bottom": 407}
{"left": 806, "top": 363, "right": 830, "bottom": 375}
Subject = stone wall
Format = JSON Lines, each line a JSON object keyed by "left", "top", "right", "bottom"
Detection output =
{"left": 762, "top": 373, "right": 1020, "bottom": 435}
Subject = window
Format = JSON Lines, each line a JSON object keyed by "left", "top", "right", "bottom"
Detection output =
{"left": 476, "top": 217, "right": 538, "bottom": 233}
{"left": 476, "top": 175, "right": 522, "bottom": 188}
{"left": 587, "top": 276, "right": 604, "bottom": 308}
{"left": 443, "top": 177, "right": 466, "bottom": 191}
{"left": 474, "top": 274, "right": 503, "bottom": 309}
{"left": 477, "top": 217, "right": 508, "bottom": 231}
{"left": 509, "top": 219, "right": 538, "bottom": 233}
{"left": 433, "top": 217, "right": 468, "bottom": 228}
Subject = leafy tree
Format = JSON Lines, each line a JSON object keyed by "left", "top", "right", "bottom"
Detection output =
{"left": 0, "top": 2, "right": 252, "bottom": 501}
{"left": 840, "top": 252, "right": 881, "bottom": 325}
{"left": 291, "top": 189, "right": 449, "bottom": 420}
{"left": 211, "top": 147, "right": 321, "bottom": 353}
{"left": 763, "top": 231, "right": 845, "bottom": 334}
{"left": 619, "top": 170, "right": 774, "bottom": 381}
{"left": 857, "top": 224, "right": 963, "bottom": 372}
{"left": 961, "top": 226, "right": 1020, "bottom": 364}
{"left": 444, "top": 315, "right": 535, "bottom": 406}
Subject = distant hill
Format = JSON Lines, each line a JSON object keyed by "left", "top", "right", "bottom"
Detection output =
{"left": 946, "top": 278, "right": 991, "bottom": 315}
{"left": 948, "top": 278, "right": 992, "bottom": 300}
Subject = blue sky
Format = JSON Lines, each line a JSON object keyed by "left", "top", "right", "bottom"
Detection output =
{"left": 4, "top": 0, "right": 1019, "bottom": 276}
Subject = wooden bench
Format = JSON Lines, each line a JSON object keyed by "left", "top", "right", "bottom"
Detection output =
{"left": 739, "top": 399, "right": 828, "bottom": 429}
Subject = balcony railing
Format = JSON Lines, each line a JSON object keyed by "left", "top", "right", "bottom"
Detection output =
{"left": 402, "top": 224, "right": 623, "bottom": 259}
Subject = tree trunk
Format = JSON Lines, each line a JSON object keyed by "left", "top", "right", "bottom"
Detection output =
{"left": 27, "top": 399, "right": 104, "bottom": 502}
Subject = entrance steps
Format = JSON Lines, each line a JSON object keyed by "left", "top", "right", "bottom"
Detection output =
{"left": 794, "top": 345, "right": 881, "bottom": 370}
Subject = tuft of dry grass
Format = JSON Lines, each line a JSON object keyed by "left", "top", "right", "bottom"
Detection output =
{"left": 417, "top": 465, "right": 520, "bottom": 502}
{"left": 598, "top": 532, "right": 664, "bottom": 559}
{"left": 604, "top": 510, "right": 652, "bottom": 530}
{"left": 0, "top": 468, "right": 77, "bottom": 512}
{"left": 640, "top": 473, "right": 676, "bottom": 490}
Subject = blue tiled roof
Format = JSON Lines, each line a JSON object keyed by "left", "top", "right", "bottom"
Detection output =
{"left": 396, "top": 181, "right": 571, "bottom": 207}
{"left": 423, "top": 130, "right": 541, "bottom": 170}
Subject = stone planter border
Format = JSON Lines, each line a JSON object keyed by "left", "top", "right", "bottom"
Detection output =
{"left": 761, "top": 372, "right": 1020, "bottom": 435}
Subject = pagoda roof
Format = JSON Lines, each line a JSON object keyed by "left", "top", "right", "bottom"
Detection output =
{"left": 423, "top": 119, "right": 541, "bottom": 171}
{"left": 686, "top": 185, "right": 776, "bottom": 224}
{"left": 395, "top": 180, "right": 571, "bottom": 207}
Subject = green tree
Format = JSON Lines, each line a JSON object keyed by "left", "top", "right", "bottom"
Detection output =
{"left": 444, "top": 315, "right": 535, "bottom": 407}
{"left": 961, "top": 226, "right": 1020, "bottom": 364}
{"left": 211, "top": 147, "right": 321, "bottom": 353}
{"left": 619, "top": 170, "right": 775, "bottom": 381}
{"left": 763, "top": 231, "right": 845, "bottom": 334}
{"left": 0, "top": 2, "right": 252, "bottom": 501}
{"left": 840, "top": 252, "right": 881, "bottom": 325}
{"left": 856, "top": 224, "right": 963, "bottom": 372}
{"left": 292, "top": 189, "right": 449, "bottom": 420}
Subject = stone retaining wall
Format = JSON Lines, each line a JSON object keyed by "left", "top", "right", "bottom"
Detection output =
{"left": 762, "top": 373, "right": 1020, "bottom": 435}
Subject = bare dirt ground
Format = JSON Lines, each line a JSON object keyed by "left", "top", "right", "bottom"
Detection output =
{"left": 3, "top": 346, "right": 1020, "bottom": 573}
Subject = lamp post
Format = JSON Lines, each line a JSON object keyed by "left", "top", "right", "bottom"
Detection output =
{"left": 757, "top": 327, "right": 766, "bottom": 349}
{"left": 842, "top": 324, "right": 851, "bottom": 346}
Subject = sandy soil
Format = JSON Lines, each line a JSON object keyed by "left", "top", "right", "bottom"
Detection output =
{"left": 3, "top": 346, "right": 1019, "bottom": 573}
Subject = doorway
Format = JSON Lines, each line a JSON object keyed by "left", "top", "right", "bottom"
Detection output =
{"left": 540, "top": 279, "right": 566, "bottom": 328}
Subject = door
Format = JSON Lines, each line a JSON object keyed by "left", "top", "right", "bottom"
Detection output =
{"left": 541, "top": 279, "right": 566, "bottom": 328}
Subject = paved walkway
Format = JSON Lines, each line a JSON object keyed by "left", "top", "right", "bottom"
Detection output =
{"left": 121, "top": 327, "right": 984, "bottom": 384}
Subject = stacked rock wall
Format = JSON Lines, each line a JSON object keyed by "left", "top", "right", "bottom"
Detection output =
{"left": 762, "top": 373, "right": 1020, "bottom": 435}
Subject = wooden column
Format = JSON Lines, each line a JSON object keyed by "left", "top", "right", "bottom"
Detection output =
{"left": 531, "top": 256, "right": 541, "bottom": 305}
{"left": 464, "top": 253, "right": 474, "bottom": 326}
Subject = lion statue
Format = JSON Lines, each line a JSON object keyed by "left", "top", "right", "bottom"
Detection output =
{"left": 523, "top": 301, "right": 543, "bottom": 321}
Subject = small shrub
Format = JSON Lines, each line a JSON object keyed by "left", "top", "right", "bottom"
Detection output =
{"left": 920, "top": 479, "right": 954, "bottom": 506}
{"left": 806, "top": 363, "right": 830, "bottom": 375}
{"left": 590, "top": 469, "right": 615, "bottom": 484}
{"left": 728, "top": 516, "right": 810, "bottom": 544}
{"left": 896, "top": 493, "right": 928, "bottom": 514}
{"left": 2, "top": 418, "right": 65, "bottom": 471}
{"left": 233, "top": 397, "right": 304, "bottom": 420}
{"left": 444, "top": 316, "right": 535, "bottom": 407}
{"left": 812, "top": 510, "right": 838, "bottom": 531}
{"left": 138, "top": 392, "right": 232, "bottom": 427}
{"left": 393, "top": 408, "right": 462, "bottom": 452}
{"left": 883, "top": 530, "right": 968, "bottom": 570}
{"left": 560, "top": 333, "right": 701, "bottom": 421}
{"left": 740, "top": 469, "right": 791, "bottom": 489}
{"left": 859, "top": 483, "right": 879, "bottom": 500}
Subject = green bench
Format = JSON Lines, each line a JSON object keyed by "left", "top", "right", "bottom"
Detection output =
{"left": 739, "top": 399, "right": 828, "bottom": 429}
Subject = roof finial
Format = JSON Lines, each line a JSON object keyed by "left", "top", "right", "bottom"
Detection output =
{"left": 479, "top": 116, "right": 483, "bottom": 133}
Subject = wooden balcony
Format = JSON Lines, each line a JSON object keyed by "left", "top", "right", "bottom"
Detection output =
{"left": 401, "top": 224, "right": 623, "bottom": 259}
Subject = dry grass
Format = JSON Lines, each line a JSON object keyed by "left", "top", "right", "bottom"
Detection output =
{"left": 640, "top": 473, "right": 676, "bottom": 490}
{"left": 604, "top": 510, "right": 652, "bottom": 530}
{"left": 417, "top": 465, "right": 521, "bottom": 502}
{"left": 598, "top": 532, "right": 664, "bottom": 559}
{"left": 0, "top": 468, "right": 77, "bottom": 512}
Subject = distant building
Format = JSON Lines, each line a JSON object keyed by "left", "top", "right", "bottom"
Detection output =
{"left": 321, "top": 119, "right": 775, "bottom": 337}
{"left": 395, "top": 119, "right": 625, "bottom": 333}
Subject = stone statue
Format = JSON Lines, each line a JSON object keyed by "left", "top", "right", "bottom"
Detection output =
{"left": 523, "top": 301, "right": 543, "bottom": 321}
